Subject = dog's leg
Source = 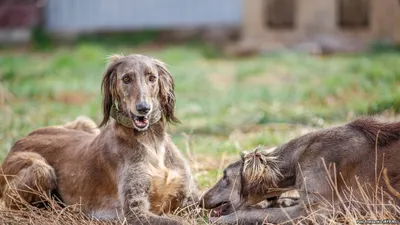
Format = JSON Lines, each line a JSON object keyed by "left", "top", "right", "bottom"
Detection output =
{"left": 164, "top": 141, "right": 199, "bottom": 205}
{"left": 0, "top": 152, "right": 57, "bottom": 209}
{"left": 210, "top": 203, "right": 307, "bottom": 225}
{"left": 119, "top": 164, "right": 183, "bottom": 225}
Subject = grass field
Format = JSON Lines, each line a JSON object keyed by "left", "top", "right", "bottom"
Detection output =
{"left": 0, "top": 42, "right": 399, "bottom": 223}
{"left": 1, "top": 43, "right": 400, "bottom": 187}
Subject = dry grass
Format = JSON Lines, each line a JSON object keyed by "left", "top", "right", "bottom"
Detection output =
{"left": 0, "top": 180, "right": 201, "bottom": 225}
{"left": 0, "top": 186, "right": 398, "bottom": 225}
{"left": 0, "top": 196, "right": 117, "bottom": 224}
{"left": 0, "top": 153, "right": 399, "bottom": 225}
{"left": 290, "top": 160, "right": 400, "bottom": 225}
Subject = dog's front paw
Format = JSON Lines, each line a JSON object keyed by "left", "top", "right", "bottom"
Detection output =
{"left": 276, "top": 197, "right": 299, "bottom": 207}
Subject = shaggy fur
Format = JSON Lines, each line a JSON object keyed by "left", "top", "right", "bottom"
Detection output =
{"left": 62, "top": 116, "right": 100, "bottom": 135}
{"left": 201, "top": 117, "right": 400, "bottom": 224}
{"left": 240, "top": 146, "right": 282, "bottom": 199}
{"left": 0, "top": 54, "right": 197, "bottom": 225}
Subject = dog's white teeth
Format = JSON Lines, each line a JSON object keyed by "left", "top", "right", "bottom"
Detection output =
{"left": 134, "top": 118, "right": 148, "bottom": 128}
{"left": 136, "top": 121, "right": 145, "bottom": 126}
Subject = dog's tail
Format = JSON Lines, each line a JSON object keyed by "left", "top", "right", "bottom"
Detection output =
{"left": 63, "top": 116, "right": 100, "bottom": 135}
{"left": 348, "top": 117, "right": 400, "bottom": 147}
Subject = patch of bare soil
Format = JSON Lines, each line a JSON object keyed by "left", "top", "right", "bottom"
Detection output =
{"left": 243, "top": 68, "right": 295, "bottom": 86}
{"left": 205, "top": 61, "right": 235, "bottom": 91}
{"left": 54, "top": 92, "right": 94, "bottom": 105}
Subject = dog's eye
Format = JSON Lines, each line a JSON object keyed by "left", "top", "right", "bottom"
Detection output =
{"left": 148, "top": 75, "right": 157, "bottom": 83}
{"left": 122, "top": 76, "right": 131, "bottom": 84}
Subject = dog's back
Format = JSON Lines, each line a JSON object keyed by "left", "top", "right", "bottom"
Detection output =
{"left": 299, "top": 118, "right": 400, "bottom": 199}
{"left": 0, "top": 118, "right": 107, "bottom": 210}
{"left": 62, "top": 116, "right": 100, "bottom": 135}
{"left": 348, "top": 117, "right": 400, "bottom": 147}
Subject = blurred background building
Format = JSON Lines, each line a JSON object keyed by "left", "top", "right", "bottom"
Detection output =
{"left": 242, "top": 0, "right": 400, "bottom": 53}
{"left": 0, "top": 0, "right": 399, "bottom": 53}
{"left": 0, "top": 0, "right": 41, "bottom": 43}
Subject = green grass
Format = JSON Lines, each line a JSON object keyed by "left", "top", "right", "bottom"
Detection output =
{"left": 1, "top": 43, "right": 400, "bottom": 189}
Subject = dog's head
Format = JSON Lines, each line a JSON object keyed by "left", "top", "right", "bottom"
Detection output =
{"left": 99, "top": 54, "right": 179, "bottom": 131}
{"left": 199, "top": 147, "right": 282, "bottom": 216}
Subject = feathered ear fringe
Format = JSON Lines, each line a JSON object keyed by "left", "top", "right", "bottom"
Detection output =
{"left": 240, "top": 146, "right": 282, "bottom": 198}
{"left": 99, "top": 54, "right": 124, "bottom": 127}
{"left": 153, "top": 59, "right": 180, "bottom": 124}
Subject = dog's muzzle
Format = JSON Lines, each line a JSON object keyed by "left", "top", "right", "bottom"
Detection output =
{"left": 130, "top": 112, "right": 149, "bottom": 130}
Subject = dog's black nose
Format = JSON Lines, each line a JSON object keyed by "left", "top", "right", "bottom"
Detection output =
{"left": 136, "top": 102, "right": 151, "bottom": 115}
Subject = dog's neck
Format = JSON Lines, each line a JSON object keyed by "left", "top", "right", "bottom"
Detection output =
{"left": 273, "top": 141, "right": 304, "bottom": 189}
{"left": 109, "top": 114, "right": 166, "bottom": 145}
{"left": 94, "top": 120, "right": 166, "bottom": 171}
{"left": 105, "top": 103, "right": 167, "bottom": 153}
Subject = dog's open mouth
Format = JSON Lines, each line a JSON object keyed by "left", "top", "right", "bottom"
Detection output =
{"left": 131, "top": 114, "right": 149, "bottom": 130}
{"left": 210, "top": 202, "right": 229, "bottom": 217}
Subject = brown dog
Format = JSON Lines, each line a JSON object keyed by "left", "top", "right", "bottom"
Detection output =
{"left": 0, "top": 54, "right": 197, "bottom": 224}
{"left": 201, "top": 117, "right": 400, "bottom": 224}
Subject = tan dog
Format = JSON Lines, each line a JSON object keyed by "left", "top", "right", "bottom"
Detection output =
{"left": 0, "top": 54, "right": 197, "bottom": 224}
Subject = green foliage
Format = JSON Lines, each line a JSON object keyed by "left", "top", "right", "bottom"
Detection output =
{"left": 186, "top": 42, "right": 224, "bottom": 59}
{"left": 368, "top": 94, "right": 400, "bottom": 114}
{"left": 31, "top": 26, "right": 53, "bottom": 50}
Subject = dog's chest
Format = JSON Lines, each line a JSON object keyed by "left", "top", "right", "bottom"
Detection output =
{"left": 145, "top": 144, "right": 184, "bottom": 215}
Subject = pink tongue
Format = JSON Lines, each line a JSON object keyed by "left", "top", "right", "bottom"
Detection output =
{"left": 135, "top": 120, "right": 147, "bottom": 127}
{"left": 217, "top": 209, "right": 222, "bottom": 217}
{"left": 211, "top": 208, "right": 223, "bottom": 217}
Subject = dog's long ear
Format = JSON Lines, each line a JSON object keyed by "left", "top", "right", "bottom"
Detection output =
{"left": 154, "top": 59, "right": 180, "bottom": 124}
{"left": 240, "top": 147, "right": 281, "bottom": 198}
{"left": 99, "top": 55, "right": 123, "bottom": 127}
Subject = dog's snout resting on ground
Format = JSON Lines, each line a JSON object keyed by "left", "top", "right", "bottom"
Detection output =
{"left": 0, "top": 54, "right": 197, "bottom": 224}
{"left": 200, "top": 118, "right": 400, "bottom": 224}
